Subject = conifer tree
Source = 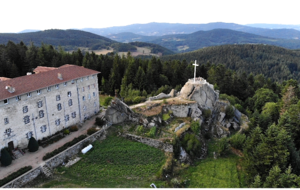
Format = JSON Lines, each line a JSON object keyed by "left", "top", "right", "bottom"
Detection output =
{"left": 28, "top": 137, "right": 39, "bottom": 152}
{"left": 0, "top": 148, "right": 12, "bottom": 166}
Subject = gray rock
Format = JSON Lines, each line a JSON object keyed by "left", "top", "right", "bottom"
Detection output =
{"left": 219, "top": 112, "right": 226, "bottom": 123}
{"left": 232, "top": 122, "right": 240, "bottom": 130}
{"left": 174, "top": 122, "right": 186, "bottom": 132}
{"left": 191, "top": 107, "right": 202, "bottom": 118}
{"left": 226, "top": 122, "right": 231, "bottom": 128}
{"left": 179, "top": 147, "right": 192, "bottom": 163}
{"left": 149, "top": 93, "right": 171, "bottom": 101}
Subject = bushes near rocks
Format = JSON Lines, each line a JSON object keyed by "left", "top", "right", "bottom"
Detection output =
{"left": 203, "top": 109, "right": 212, "bottom": 120}
{"left": 147, "top": 127, "right": 157, "bottom": 138}
{"left": 28, "top": 137, "right": 39, "bottom": 152}
{"left": 216, "top": 138, "right": 229, "bottom": 156}
{"left": 63, "top": 129, "right": 70, "bottom": 135}
{"left": 136, "top": 125, "right": 144, "bottom": 134}
{"left": 42, "top": 135, "right": 87, "bottom": 161}
{"left": 225, "top": 105, "right": 235, "bottom": 119}
{"left": 0, "top": 166, "right": 32, "bottom": 186}
{"left": 69, "top": 125, "right": 78, "bottom": 132}
{"left": 1, "top": 148, "right": 12, "bottom": 166}
{"left": 95, "top": 117, "right": 105, "bottom": 126}
{"left": 229, "top": 133, "right": 246, "bottom": 150}
{"left": 103, "top": 96, "right": 114, "bottom": 106}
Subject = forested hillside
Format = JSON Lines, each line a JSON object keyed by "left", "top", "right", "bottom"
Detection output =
{"left": 162, "top": 44, "right": 300, "bottom": 83}
{"left": 0, "top": 29, "right": 136, "bottom": 52}
{"left": 2, "top": 41, "right": 300, "bottom": 187}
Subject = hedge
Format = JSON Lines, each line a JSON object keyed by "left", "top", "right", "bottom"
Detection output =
{"left": 42, "top": 135, "right": 87, "bottom": 161}
{"left": 0, "top": 166, "right": 32, "bottom": 186}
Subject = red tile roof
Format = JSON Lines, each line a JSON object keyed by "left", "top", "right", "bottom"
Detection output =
{"left": 0, "top": 65, "right": 100, "bottom": 101}
{"left": 33, "top": 66, "right": 57, "bottom": 74}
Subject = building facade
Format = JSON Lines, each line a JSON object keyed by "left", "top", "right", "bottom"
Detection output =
{"left": 0, "top": 65, "right": 100, "bottom": 150}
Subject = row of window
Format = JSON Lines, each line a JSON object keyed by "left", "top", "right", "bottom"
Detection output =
{"left": 82, "top": 84, "right": 96, "bottom": 92}
{"left": 82, "top": 92, "right": 97, "bottom": 101}
{"left": 23, "top": 111, "right": 77, "bottom": 125}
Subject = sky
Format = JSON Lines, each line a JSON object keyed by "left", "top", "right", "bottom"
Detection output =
{"left": 1, "top": 0, "right": 300, "bottom": 33}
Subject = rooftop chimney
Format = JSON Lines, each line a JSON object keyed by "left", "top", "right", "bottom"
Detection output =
{"left": 58, "top": 73, "right": 63, "bottom": 80}
{"left": 5, "top": 85, "right": 15, "bottom": 93}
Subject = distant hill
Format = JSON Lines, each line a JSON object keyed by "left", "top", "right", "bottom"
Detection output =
{"left": 128, "top": 42, "right": 174, "bottom": 55}
{"left": 0, "top": 29, "right": 136, "bottom": 51}
{"left": 81, "top": 22, "right": 300, "bottom": 40}
{"left": 246, "top": 23, "right": 300, "bottom": 30}
{"left": 146, "top": 29, "right": 300, "bottom": 53}
{"left": 161, "top": 44, "right": 300, "bottom": 83}
{"left": 106, "top": 32, "right": 159, "bottom": 43}
{"left": 18, "top": 29, "right": 41, "bottom": 33}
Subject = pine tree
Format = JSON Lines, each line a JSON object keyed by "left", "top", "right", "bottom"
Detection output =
{"left": 0, "top": 148, "right": 12, "bottom": 166}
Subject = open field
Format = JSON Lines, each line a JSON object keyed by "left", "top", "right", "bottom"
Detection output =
{"left": 26, "top": 134, "right": 167, "bottom": 188}
{"left": 118, "top": 47, "right": 160, "bottom": 57}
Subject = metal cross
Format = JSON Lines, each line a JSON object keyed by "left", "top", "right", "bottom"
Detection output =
{"left": 193, "top": 60, "right": 198, "bottom": 83}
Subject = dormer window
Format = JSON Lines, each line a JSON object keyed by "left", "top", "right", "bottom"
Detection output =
{"left": 37, "top": 90, "right": 41, "bottom": 95}
{"left": 64, "top": 82, "right": 67, "bottom": 86}
{"left": 27, "top": 93, "right": 31, "bottom": 97}
{"left": 55, "top": 84, "right": 59, "bottom": 89}
{"left": 16, "top": 96, "right": 21, "bottom": 101}
{"left": 4, "top": 99, "right": 8, "bottom": 104}
{"left": 47, "top": 87, "right": 51, "bottom": 92}
{"left": 71, "top": 80, "right": 75, "bottom": 84}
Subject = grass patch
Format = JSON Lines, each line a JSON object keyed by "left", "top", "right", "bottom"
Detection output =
{"left": 179, "top": 139, "right": 247, "bottom": 188}
{"left": 35, "top": 135, "right": 167, "bottom": 188}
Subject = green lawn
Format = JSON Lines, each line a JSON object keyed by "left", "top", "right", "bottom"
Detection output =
{"left": 179, "top": 139, "right": 246, "bottom": 188}
{"left": 37, "top": 135, "right": 167, "bottom": 188}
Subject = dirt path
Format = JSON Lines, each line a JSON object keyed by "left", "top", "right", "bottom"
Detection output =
{"left": 0, "top": 114, "right": 99, "bottom": 180}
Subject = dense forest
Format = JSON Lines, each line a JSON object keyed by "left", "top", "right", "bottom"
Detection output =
{"left": 162, "top": 44, "right": 300, "bottom": 83}
{"left": 2, "top": 41, "right": 300, "bottom": 187}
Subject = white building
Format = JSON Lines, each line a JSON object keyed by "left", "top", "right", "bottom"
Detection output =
{"left": 0, "top": 64, "right": 100, "bottom": 150}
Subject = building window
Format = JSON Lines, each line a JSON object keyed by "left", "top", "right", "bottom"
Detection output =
{"left": 82, "top": 96, "right": 85, "bottom": 101}
{"left": 65, "top": 114, "right": 69, "bottom": 121}
{"left": 87, "top": 76, "right": 89, "bottom": 80}
{"left": 80, "top": 78, "right": 83, "bottom": 82}
{"left": 68, "top": 99, "right": 73, "bottom": 106}
{"left": 56, "top": 95, "right": 60, "bottom": 101}
{"left": 57, "top": 103, "right": 62, "bottom": 111}
{"left": 47, "top": 87, "right": 51, "bottom": 92}
{"left": 88, "top": 85, "right": 90, "bottom": 90}
{"left": 64, "top": 82, "right": 67, "bottom": 86}
{"left": 88, "top": 94, "right": 91, "bottom": 99}
{"left": 82, "top": 87, "right": 85, "bottom": 92}
{"left": 40, "top": 125, "right": 47, "bottom": 133}
{"left": 39, "top": 110, "right": 44, "bottom": 118}
{"left": 24, "top": 115, "right": 30, "bottom": 124}
{"left": 37, "top": 90, "right": 41, "bottom": 95}
{"left": 26, "top": 131, "right": 33, "bottom": 139}
{"left": 23, "top": 106, "right": 28, "bottom": 113}
{"left": 37, "top": 101, "right": 43, "bottom": 108}
{"left": 94, "top": 102, "right": 97, "bottom": 107}
{"left": 83, "top": 106, "right": 86, "bottom": 111}
{"left": 93, "top": 92, "right": 96, "bottom": 97}
{"left": 71, "top": 80, "right": 75, "bottom": 84}
{"left": 92, "top": 75, "right": 94, "bottom": 79}
{"left": 4, "top": 118, "right": 9, "bottom": 125}
{"left": 55, "top": 119, "right": 60, "bottom": 126}
{"left": 55, "top": 84, "right": 59, "bottom": 89}
{"left": 67, "top": 91, "right": 71, "bottom": 97}
{"left": 71, "top": 112, "right": 76, "bottom": 118}
{"left": 4, "top": 99, "right": 8, "bottom": 104}
{"left": 27, "top": 93, "right": 31, "bottom": 97}
{"left": 16, "top": 96, "right": 21, "bottom": 101}
{"left": 5, "top": 128, "right": 12, "bottom": 137}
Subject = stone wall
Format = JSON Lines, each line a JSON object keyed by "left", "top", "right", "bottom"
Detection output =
{"left": 1, "top": 126, "right": 109, "bottom": 188}
{"left": 122, "top": 133, "right": 173, "bottom": 153}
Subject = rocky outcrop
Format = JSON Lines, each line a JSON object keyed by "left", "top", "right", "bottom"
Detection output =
{"left": 166, "top": 103, "right": 200, "bottom": 118}
{"left": 149, "top": 92, "right": 171, "bottom": 101}
{"left": 179, "top": 77, "right": 219, "bottom": 110}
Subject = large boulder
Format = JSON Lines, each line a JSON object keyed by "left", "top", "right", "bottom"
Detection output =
{"left": 179, "top": 77, "right": 219, "bottom": 110}
{"left": 149, "top": 93, "right": 171, "bottom": 101}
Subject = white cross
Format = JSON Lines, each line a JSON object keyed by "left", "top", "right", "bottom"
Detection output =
{"left": 193, "top": 60, "right": 198, "bottom": 83}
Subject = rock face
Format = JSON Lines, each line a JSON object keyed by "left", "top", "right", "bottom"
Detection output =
{"left": 149, "top": 92, "right": 171, "bottom": 101}
{"left": 179, "top": 77, "right": 219, "bottom": 110}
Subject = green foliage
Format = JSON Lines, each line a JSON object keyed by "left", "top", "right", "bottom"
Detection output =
{"left": 69, "top": 125, "right": 78, "bottom": 132}
{"left": 247, "top": 88, "right": 279, "bottom": 112}
{"left": 229, "top": 133, "right": 246, "bottom": 150}
{"left": 87, "top": 127, "right": 97, "bottom": 135}
{"left": 0, "top": 148, "right": 12, "bottom": 166}
{"left": 147, "top": 127, "right": 157, "bottom": 138}
{"left": 182, "top": 133, "right": 202, "bottom": 159}
{"left": 190, "top": 121, "right": 201, "bottom": 134}
{"left": 203, "top": 109, "right": 212, "bottom": 120}
{"left": 28, "top": 137, "right": 39, "bottom": 152}
{"left": 42, "top": 135, "right": 87, "bottom": 161}
{"left": 216, "top": 138, "right": 229, "bottom": 156}
{"left": 234, "top": 104, "right": 244, "bottom": 113}
{"left": 0, "top": 166, "right": 32, "bottom": 186}
{"left": 225, "top": 105, "right": 235, "bottom": 119}
{"left": 103, "top": 96, "right": 113, "bottom": 106}
{"left": 261, "top": 102, "right": 279, "bottom": 124}
{"left": 129, "top": 41, "right": 175, "bottom": 55}
{"left": 136, "top": 125, "right": 144, "bottom": 134}
{"left": 162, "top": 113, "right": 170, "bottom": 121}
{"left": 63, "top": 129, "right": 70, "bottom": 135}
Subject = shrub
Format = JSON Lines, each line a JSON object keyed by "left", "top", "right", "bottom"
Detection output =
{"left": 69, "top": 125, "right": 78, "bottom": 132}
{"left": 95, "top": 117, "right": 105, "bottom": 126}
{"left": 147, "top": 127, "right": 157, "bottom": 138}
{"left": 203, "top": 109, "right": 212, "bottom": 120}
{"left": 190, "top": 121, "right": 201, "bottom": 134}
{"left": 1, "top": 148, "right": 12, "bottom": 166}
{"left": 28, "top": 137, "right": 39, "bottom": 152}
{"left": 103, "top": 96, "right": 114, "bottom": 106}
{"left": 225, "top": 105, "right": 235, "bottom": 119}
{"left": 229, "top": 133, "right": 246, "bottom": 150}
{"left": 124, "top": 97, "right": 133, "bottom": 105}
{"left": 132, "top": 96, "right": 142, "bottom": 104}
{"left": 136, "top": 125, "right": 144, "bottom": 134}
{"left": 87, "top": 127, "right": 97, "bottom": 135}
{"left": 234, "top": 103, "right": 245, "bottom": 113}
{"left": 182, "top": 133, "right": 202, "bottom": 158}
{"left": 216, "top": 138, "right": 229, "bottom": 156}
{"left": 63, "top": 129, "right": 70, "bottom": 135}
{"left": 163, "top": 99, "right": 168, "bottom": 104}
{"left": 0, "top": 166, "right": 32, "bottom": 186}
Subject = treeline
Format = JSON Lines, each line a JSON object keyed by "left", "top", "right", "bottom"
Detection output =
{"left": 161, "top": 44, "right": 300, "bottom": 83}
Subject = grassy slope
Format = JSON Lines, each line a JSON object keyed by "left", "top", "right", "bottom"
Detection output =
{"left": 180, "top": 139, "right": 246, "bottom": 188}
{"left": 33, "top": 135, "right": 166, "bottom": 188}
